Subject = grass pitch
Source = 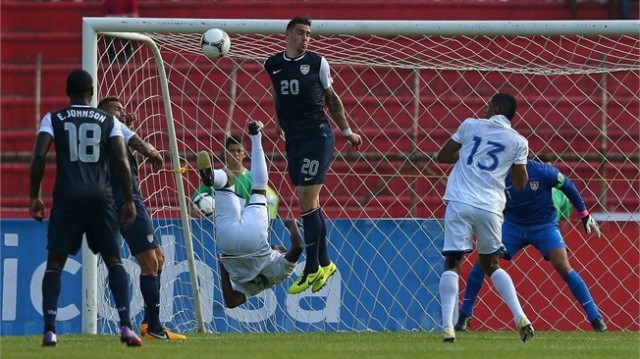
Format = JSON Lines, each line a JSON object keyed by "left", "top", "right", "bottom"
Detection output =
{"left": 1, "top": 331, "right": 638, "bottom": 359}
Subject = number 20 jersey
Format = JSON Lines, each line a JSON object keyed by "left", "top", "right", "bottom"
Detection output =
{"left": 264, "top": 51, "right": 332, "bottom": 141}
{"left": 443, "top": 115, "right": 528, "bottom": 215}
{"left": 38, "top": 104, "right": 123, "bottom": 201}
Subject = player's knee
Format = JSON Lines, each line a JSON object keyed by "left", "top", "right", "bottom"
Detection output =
{"left": 444, "top": 252, "right": 463, "bottom": 270}
{"left": 478, "top": 254, "right": 500, "bottom": 275}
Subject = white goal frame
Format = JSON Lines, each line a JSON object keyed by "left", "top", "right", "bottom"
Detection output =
{"left": 81, "top": 18, "right": 639, "bottom": 334}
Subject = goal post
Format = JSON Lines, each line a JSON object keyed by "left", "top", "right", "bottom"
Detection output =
{"left": 82, "top": 18, "right": 640, "bottom": 334}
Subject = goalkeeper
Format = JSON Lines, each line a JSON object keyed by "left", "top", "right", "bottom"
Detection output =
{"left": 196, "top": 121, "right": 303, "bottom": 308}
{"left": 455, "top": 158, "right": 606, "bottom": 332}
{"left": 191, "top": 134, "right": 280, "bottom": 220}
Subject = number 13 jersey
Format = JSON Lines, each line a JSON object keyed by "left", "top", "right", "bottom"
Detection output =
{"left": 443, "top": 115, "right": 528, "bottom": 215}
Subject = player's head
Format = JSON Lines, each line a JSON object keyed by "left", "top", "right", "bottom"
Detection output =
{"left": 66, "top": 69, "right": 93, "bottom": 102}
{"left": 485, "top": 93, "right": 517, "bottom": 120}
{"left": 97, "top": 96, "right": 127, "bottom": 123}
{"left": 285, "top": 16, "right": 311, "bottom": 56}
{"left": 224, "top": 134, "right": 246, "bottom": 169}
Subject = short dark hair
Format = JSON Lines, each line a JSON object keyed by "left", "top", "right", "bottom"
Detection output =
{"left": 66, "top": 69, "right": 93, "bottom": 96}
{"left": 489, "top": 93, "right": 517, "bottom": 120}
{"left": 286, "top": 16, "right": 311, "bottom": 31}
{"left": 97, "top": 96, "right": 120, "bottom": 110}
{"left": 225, "top": 134, "right": 243, "bottom": 149}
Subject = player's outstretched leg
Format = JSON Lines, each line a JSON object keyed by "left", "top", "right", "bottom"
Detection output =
{"left": 248, "top": 120, "right": 267, "bottom": 191}
{"left": 197, "top": 151, "right": 229, "bottom": 189}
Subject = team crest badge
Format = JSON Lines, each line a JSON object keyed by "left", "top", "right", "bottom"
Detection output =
{"left": 147, "top": 234, "right": 154, "bottom": 243}
{"left": 529, "top": 181, "right": 539, "bottom": 191}
{"left": 300, "top": 64, "right": 310, "bottom": 75}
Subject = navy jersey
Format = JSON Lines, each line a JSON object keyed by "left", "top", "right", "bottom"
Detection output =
{"left": 505, "top": 160, "right": 586, "bottom": 226}
{"left": 264, "top": 51, "right": 332, "bottom": 140}
{"left": 38, "top": 105, "right": 123, "bottom": 201}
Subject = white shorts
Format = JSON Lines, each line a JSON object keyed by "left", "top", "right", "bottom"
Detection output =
{"left": 229, "top": 250, "right": 296, "bottom": 297}
{"left": 443, "top": 201, "right": 505, "bottom": 255}
{"left": 214, "top": 189, "right": 270, "bottom": 256}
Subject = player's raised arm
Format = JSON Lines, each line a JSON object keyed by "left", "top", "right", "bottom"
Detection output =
{"left": 284, "top": 219, "right": 304, "bottom": 263}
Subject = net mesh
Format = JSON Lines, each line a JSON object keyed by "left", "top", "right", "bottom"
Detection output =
{"left": 94, "top": 28, "right": 639, "bottom": 334}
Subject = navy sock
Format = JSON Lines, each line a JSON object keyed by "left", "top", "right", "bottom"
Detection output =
{"left": 302, "top": 208, "right": 322, "bottom": 273}
{"left": 317, "top": 208, "right": 331, "bottom": 267}
{"left": 42, "top": 268, "right": 61, "bottom": 333}
{"left": 140, "top": 274, "right": 162, "bottom": 333}
{"left": 460, "top": 263, "right": 485, "bottom": 317}
{"left": 107, "top": 263, "right": 132, "bottom": 329}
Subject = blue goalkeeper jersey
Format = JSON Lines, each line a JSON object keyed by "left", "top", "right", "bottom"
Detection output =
{"left": 504, "top": 160, "right": 586, "bottom": 226}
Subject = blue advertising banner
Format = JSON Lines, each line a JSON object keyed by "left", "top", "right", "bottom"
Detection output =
{"left": 1, "top": 219, "right": 444, "bottom": 335}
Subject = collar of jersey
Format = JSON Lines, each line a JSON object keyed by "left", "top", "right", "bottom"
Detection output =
{"left": 487, "top": 114, "right": 512, "bottom": 129}
{"left": 282, "top": 52, "right": 307, "bottom": 62}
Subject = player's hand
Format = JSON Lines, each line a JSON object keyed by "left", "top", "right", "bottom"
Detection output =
{"left": 346, "top": 133, "right": 362, "bottom": 151}
{"left": 581, "top": 214, "right": 601, "bottom": 238}
{"left": 29, "top": 198, "right": 46, "bottom": 222}
{"left": 124, "top": 113, "right": 136, "bottom": 127}
{"left": 148, "top": 150, "right": 163, "bottom": 172}
{"left": 120, "top": 200, "right": 137, "bottom": 230}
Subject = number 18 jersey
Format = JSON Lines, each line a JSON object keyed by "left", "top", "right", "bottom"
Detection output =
{"left": 38, "top": 104, "right": 123, "bottom": 201}
{"left": 443, "top": 115, "right": 528, "bottom": 215}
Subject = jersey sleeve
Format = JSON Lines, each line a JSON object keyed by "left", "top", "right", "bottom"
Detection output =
{"left": 110, "top": 116, "right": 124, "bottom": 138}
{"left": 513, "top": 137, "right": 528, "bottom": 165}
{"left": 37, "top": 113, "right": 54, "bottom": 137}
{"left": 119, "top": 121, "right": 136, "bottom": 144}
{"left": 450, "top": 119, "right": 469, "bottom": 144}
{"left": 319, "top": 57, "right": 333, "bottom": 90}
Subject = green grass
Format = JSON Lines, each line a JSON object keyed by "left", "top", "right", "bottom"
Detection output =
{"left": 1, "top": 331, "right": 638, "bottom": 359}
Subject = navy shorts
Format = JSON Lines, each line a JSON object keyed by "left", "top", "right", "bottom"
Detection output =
{"left": 48, "top": 197, "right": 121, "bottom": 256}
{"left": 119, "top": 197, "right": 159, "bottom": 256}
{"left": 285, "top": 129, "right": 335, "bottom": 186}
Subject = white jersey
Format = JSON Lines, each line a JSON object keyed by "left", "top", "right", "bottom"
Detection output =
{"left": 443, "top": 115, "right": 528, "bottom": 215}
{"left": 215, "top": 189, "right": 296, "bottom": 297}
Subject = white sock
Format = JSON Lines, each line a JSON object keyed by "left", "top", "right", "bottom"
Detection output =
{"left": 490, "top": 268, "right": 525, "bottom": 325}
{"left": 250, "top": 134, "right": 268, "bottom": 191}
{"left": 212, "top": 169, "right": 228, "bottom": 189}
{"left": 439, "top": 271, "right": 459, "bottom": 329}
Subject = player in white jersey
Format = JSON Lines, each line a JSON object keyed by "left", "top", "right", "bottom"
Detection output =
{"left": 435, "top": 93, "right": 534, "bottom": 343}
{"left": 196, "top": 121, "right": 303, "bottom": 308}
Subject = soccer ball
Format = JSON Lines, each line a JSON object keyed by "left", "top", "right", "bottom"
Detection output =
{"left": 192, "top": 193, "right": 215, "bottom": 218}
{"left": 200, "top": 28, "right": 230, "bottom": 59}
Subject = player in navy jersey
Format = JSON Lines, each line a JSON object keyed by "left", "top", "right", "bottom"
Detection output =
{"left": 264, "top": 16, "right": 363, "bottom": 294}
{"left": 454, "top": 159, "right": 606, "bottom": 332}
{"left": 98, "top": 97, "right": 186, "bottom": 340}
{"left": 29, "top": 69, "right": 142, "bottom": 347}
{"left": 436, "top": 93, "right": 534, "bottom": 343}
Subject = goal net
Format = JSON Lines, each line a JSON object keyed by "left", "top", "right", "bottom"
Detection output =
{"left": 85, "top": 19, "right": 639, "bottom": 334}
